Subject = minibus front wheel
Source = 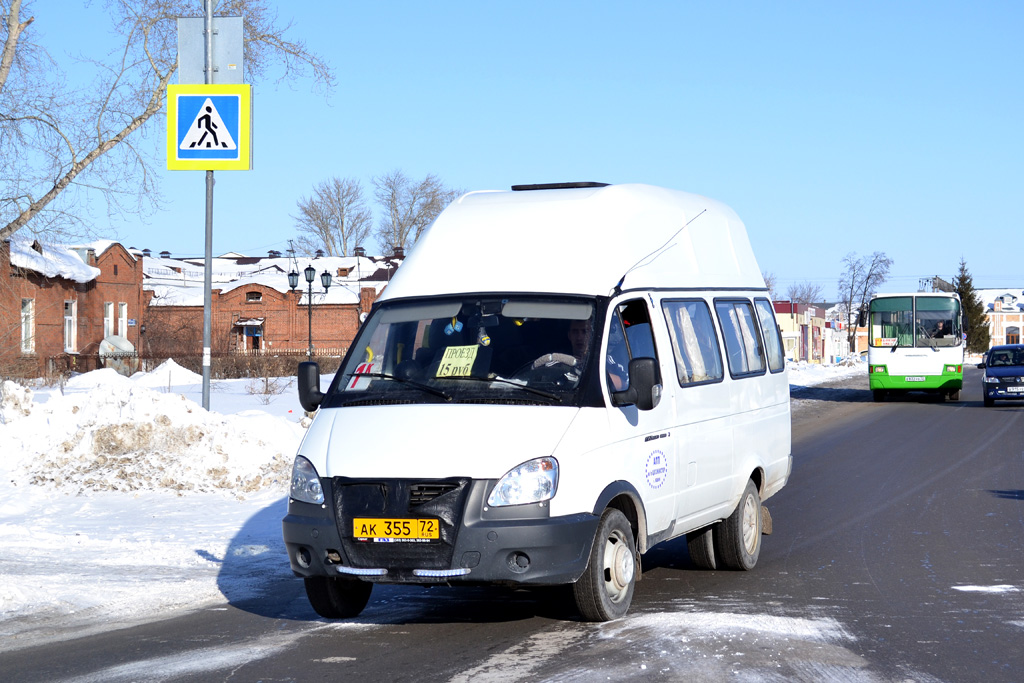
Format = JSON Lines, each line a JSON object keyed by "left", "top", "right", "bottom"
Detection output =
{"left": 303, "top": 576, "right": 373, "bottom": 619}
{"left": 573, "top": 508, "right": 636, "bottom": 621}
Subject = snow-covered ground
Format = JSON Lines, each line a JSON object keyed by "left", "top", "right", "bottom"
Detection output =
{"left": 0, "top": 359, "right": 862, "bottom": 651}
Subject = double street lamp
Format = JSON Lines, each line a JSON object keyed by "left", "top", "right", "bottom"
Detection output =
{"left": 288, "top": 264, "right": 332, "bottom": 360}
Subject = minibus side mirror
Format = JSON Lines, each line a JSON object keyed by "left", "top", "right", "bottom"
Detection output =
{"left": 611, "top": 357, "right": 662, "bottom": 411}
{"left": 298, "top": 361, "right": 324, "bottom": 412}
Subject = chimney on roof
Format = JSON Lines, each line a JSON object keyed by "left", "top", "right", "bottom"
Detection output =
{"left": 354, "top": 246, "right": 366, "bottom": 258}
{"left": 159, "top": 250, "right": 170, "bottom": 259}
{"left": 142, "top": 248, "right": 151, "bottom": 257}
{"left": 392, "top": 246, "right": 405, "bottom": 259}
{"left": 268, "top": 249, "right": 281, "bottom": 258}
{"left": 315, "top": 249, "right": 324, "bottom": 258}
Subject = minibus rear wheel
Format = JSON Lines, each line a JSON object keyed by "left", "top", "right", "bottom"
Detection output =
{"left": 573, "top": 508, "right": 636, "bottom": 621}
{"left": 713, "top": 478, "right": 762, "bottom": 571}
{"left": 686, "top": 526, "right": 717, "bottom": 569}
{"left": 303, "top": 576, "right": 373, "bottom": 619}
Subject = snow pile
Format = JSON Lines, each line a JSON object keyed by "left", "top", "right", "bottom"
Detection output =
{"left": 1, "top": 362, "right": 303, "bottom": 499}
{"left": 787, "top": 358, "right": 863, "bottom": 388}
{"left": 0, "top": 381, "right": 33, "bottom": 424}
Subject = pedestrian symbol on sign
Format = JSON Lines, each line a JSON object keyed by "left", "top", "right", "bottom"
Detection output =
{"left": 179, "top": 99, "right": 237, "bottom": 151}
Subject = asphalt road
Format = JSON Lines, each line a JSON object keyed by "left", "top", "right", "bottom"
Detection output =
{"left": 2, "top": 365, "right": 1022, "bottom": 682}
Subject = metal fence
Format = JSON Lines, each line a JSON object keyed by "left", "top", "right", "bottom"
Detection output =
{"left": 36, "top": 347, "right": 349, "bottom": 380}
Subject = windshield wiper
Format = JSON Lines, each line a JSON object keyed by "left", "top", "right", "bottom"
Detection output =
{"left": 442, "top": 375, "right": 562, "bottom": 401}
{"left": 347, "top": 371, "right": 452, "bottom": 401}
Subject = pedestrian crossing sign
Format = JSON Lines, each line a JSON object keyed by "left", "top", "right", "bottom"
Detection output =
{"left": 167, "top": 84, "right": 251, "bottom": 170}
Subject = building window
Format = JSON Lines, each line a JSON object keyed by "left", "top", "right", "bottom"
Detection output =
{"left": 1008, "top": 326, "right": 1021, "bottom": 345}
{"left": 21, "top": 299, "right": 35, "bottom": 353}
{"left": 64, "top": 300, "right": 78, "bottom": 352}
{"left": 104, "top": 302, "right": 115, "bottom": 338}
{"left": 118, "top": 302, "right": 128, "bottom": 337}
{"left": 113, "top": 264, "right": 118, "bottom": 276}
{"left": 246, "top": 291, "right": 262, "bottom": 302}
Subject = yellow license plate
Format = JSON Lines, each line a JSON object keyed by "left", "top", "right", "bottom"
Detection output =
{"left": 353, "top": 518, "right": 439, "bottom": 540}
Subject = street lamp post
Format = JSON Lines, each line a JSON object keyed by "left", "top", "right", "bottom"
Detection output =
{"left": 289, "top": 264, "right": 332, "bottom": 360}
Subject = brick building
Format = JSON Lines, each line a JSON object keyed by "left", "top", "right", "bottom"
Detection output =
{"left": 976, "top": 289, "right": 1023, "bottom": 347}
{"left": 2, "top": 238, "right": 398, "bottom": 379}
{"left": 141, "top": 250, "right": 394, "bottom": 363}
{"left": 1, "top": 238, "right": 144, "bottom": 378}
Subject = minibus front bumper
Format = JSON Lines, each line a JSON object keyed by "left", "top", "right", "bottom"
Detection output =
{"left": 282, "top": 477, "right": 599, "bottom": 586}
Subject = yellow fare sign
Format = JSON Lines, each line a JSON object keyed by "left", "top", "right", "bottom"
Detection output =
{"left": 435, "top": 345, "right": 479, "bottom": 378}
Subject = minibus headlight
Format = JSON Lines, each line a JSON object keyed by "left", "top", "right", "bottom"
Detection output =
{"left": 290, "top": 455, "right": 324, "bottom": 504}
{"left": 983, "top": 374, "right": 999, "bottom": 384}
{"left": 488, "top": 457, "right": 558, "bottom": 507}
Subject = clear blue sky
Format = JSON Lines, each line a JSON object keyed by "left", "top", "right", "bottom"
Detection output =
{"left": 30, "top": 1, "right": 1024, "bottom": 299}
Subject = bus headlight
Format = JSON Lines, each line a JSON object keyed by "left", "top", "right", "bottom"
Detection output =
{"left": 488, "top": 457, "right": 558, "bottom": 507}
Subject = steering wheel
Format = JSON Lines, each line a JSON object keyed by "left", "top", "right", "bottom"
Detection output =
{"left": 511, "top": 357, "right": 580, "bottom": 389}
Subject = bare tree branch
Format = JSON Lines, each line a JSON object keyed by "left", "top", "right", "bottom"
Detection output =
{"left": 372, "top": 170, "right": 462, "bottom": 253}
{"left": 293, "top": 177, "right": 372, "bottom": 257}
{"left": 838, "top": 251, "right": 892, "bottom": 352}
{"left": 0, "top": 0, "right": 334, "bottom": 243}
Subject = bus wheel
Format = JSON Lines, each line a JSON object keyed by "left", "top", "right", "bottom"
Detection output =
{"left": 573, "top": 508, "right": 636, "bottom": 621}
{"left": 686, "top": 527, "right": 717, "bottom": 569}
{"left": 304, "top": 576, "right": 373, "bottom": 619}
{"left": 713, "top": 479, "right": 762, "bottom": 571}
{"left": 873, "top": 390, "right": 887, "bottom": 402}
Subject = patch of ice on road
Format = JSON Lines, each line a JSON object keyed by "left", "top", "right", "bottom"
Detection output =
{"left": 952, "top": 585, "right": 1020, "bottom": 593}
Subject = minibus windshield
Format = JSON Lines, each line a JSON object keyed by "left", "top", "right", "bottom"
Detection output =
{"left": 324, "top": 296, "right": 597, "bottom": 406}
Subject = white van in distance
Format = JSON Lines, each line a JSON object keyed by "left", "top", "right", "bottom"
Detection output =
{"left": 284, "top": 182, "right": 792, "bottom": 621}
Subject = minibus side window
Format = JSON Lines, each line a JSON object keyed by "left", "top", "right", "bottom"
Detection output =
{"left": 753, "top": 298, "right": 785, "bottom": 373}
{"left": 714, "top": 299, "right": 767, "bottom": 377}
{"left": 661, "top": 299, "right": 724, "bottom": 386}
{"left": 607, "top": 300, "right": 659, "bottom": 391}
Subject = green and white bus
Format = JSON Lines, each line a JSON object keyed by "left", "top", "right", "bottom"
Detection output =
{"left": 866, "top": 292, "right": 964, "bottom": 402}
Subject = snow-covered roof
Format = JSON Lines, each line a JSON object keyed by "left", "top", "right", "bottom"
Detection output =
{"left": 7, "top": 236, "right": 101, "bottom": 284}
{"left": 975, "top": 288, "right": 1024, "bottom": 312}
{"left": 143, "top": 254, "right": 397, "bottom": 307}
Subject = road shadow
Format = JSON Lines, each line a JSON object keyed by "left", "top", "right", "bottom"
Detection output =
{"left": 200, "top": 495, "right": 311, "bottom": 620}
{"left": 790, "top": 385, "right": 871, "bottom": 403}
{"left": 989, "top": 489, "right": 1024, "bottom": 501}
{"left": 211, "top": 496, "right": 582, "bottom": 625}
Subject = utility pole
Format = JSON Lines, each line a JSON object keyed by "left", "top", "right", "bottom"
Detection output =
{"left": 171, "top": 2, "right": 248, "bottom": 410}
{"left": 201, "top": 0, "right": 215, "bottom": 410}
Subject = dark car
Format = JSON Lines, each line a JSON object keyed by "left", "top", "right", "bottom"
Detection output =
{"left": 978, "top": 344, "right": 1024, "bottom": 407}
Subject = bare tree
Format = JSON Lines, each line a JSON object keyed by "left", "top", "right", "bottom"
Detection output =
{"left": 838, "top": 251, "right": 892, "bottom": 353}
{"left": 292, "top": 177, "right": 371, "bottom": 257}
{"left": 786, "top": 281, "right": 824, "bottom": 305}
{"left": 372, "top": 170, "right": 462, "bottom": 253}
{"left": 0, "top": 0, "right": 334, "bottom": 243}
{"left": 762, "top": 271, "right": 777, "bottom": 301}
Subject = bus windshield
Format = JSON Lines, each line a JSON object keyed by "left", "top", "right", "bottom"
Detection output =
{"left": 869, "top": 295, "right": 961, "bottom": 349}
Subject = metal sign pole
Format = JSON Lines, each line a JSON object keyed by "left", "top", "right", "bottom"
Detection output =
{"left": 201, "top": 0, "right": 214, "bottom": 410}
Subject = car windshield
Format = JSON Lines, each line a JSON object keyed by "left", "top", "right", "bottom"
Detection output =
{"left": 323, "top": 296, "right": 597, "bottom": 407}
{"left": 987, "top": 348, "right": 1024, "bottom": 367}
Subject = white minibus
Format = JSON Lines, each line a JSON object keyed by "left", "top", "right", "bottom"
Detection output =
{"left": 284, "top": 182, "right": 792, "bottom": 621}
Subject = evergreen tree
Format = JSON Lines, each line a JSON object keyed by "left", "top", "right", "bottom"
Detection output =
{"left": 953, "top": 258, "right": 990, "bottom": 354}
